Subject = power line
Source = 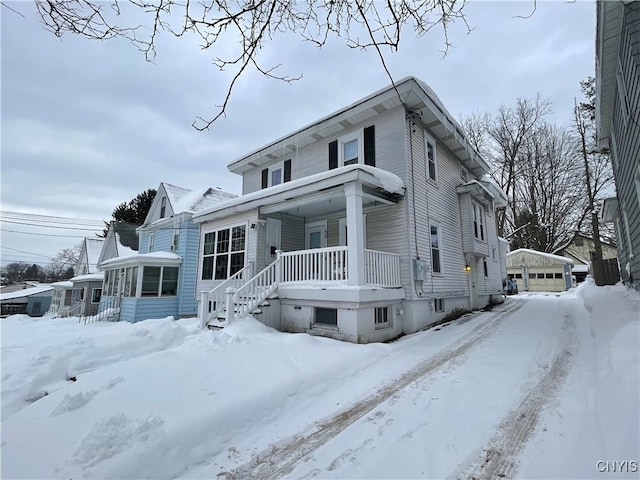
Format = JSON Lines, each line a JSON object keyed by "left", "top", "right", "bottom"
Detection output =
{"left": 0, "top": 220, "right": 104, "bottom": 231}
{"left": 1, "top": 245, "right": 53, "bottom": 259}
{"left": 0, "top": 228, "right": 92, "bottom": 238}
{"left": 0, "top": 210, "right": 105, "bottom": 225}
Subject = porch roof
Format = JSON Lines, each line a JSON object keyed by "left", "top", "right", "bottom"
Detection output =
{"left": 100, "top": 252, "right": 182, "bottom": 269}
{"left": 193, "top": 165, "right": 405, "bottom": 223}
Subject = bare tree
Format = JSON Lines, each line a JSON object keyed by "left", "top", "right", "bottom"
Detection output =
{"left": 462, "top": 94, "right": 552, "bottom": 238}
{"left": 50, "top": 242, "right": 82, "bottom": 274}
{"left": 511, "top": 124, "right": 584, "bottom": 252}
{"left": 19, "top": 0, "right": 474, "bottom": 129}
{"left": 573, "top": 76, "right": 614, "bottom": 285}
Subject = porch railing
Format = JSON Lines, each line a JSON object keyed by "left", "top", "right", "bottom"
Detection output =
{"left": 81, "top": 297, "right": 122, "bottom": 324}
{"left": 281, "top": 246, "right": 348, "bottom": 282}
{"left": 364, "top": 249, "right": 402, "bottom": 287}
{"left": 200, "top": 263, "right": 253, "bottom": 328}
{"left": 202, "top": 247, "right": 402, "bottom": 328}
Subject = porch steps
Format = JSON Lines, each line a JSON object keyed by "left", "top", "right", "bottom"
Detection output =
{"left": 209, "top": 299, "right": 272, "bottom": 324}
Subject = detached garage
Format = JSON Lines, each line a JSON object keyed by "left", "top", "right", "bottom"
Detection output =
{"left": 506, "top": 249, "right": 574, "bottom": 292}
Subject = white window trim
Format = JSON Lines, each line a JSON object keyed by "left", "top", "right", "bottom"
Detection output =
{"left": 268, "top": 161, "right": 284, "bottom": 187}
{"left": 424, "top": 131, "right": 437, "bottom": 183}
{"left": 148, "top": 232, "right": 155, "bottom": 252}
{"left": 338, "top": 130, "right": 363, "bottom": 167}
{"left": 430, "top": 222, "right": 443, "bottom": 276}
{"left": 374, "top": 306, "right": 391, "bottom": 330}
{"left": 617, "top": 56, "right": 630, "bottom": 127}
{"left": 472, "top": 202, "right": 486, "bottom": 242}
{"left": 200, "top": 222, "right": 248, "bottom": 281}
{"left": 171, "top": 227, "right": 180, "bottom": 252}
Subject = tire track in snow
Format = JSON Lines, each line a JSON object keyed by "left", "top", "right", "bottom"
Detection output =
{"left": 453, "top": 311, "right": 577, "bottom": 480}
{"left": 217, "top": 300, "right": 526, "bottom": 480}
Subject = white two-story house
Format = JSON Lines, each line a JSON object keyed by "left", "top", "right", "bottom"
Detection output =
{"left": 194, "top": 77, "right": 507, "bottom": 343}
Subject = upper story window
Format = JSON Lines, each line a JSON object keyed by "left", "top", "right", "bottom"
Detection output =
{"left": 329, "top": 125, "right": 375, "bottom": 170}
{"left": 148, "top": 232, "right": 155, "bottom": 252}
{"left": 425, "top": 132, "right": 437, "bottom": 182}
{"left": 262, "top": 159, "right": 291, "bottom": 189}
{"left": 171, "top": 228, "right": 180, "bottom": 252}
{"left": 430, "top": 223, "right": 442, "bottom": 274}
{"left": 160, "top": 197, "right": 167, "bottom": 218}
{"left": 473, "top": 202, "right": 485, "bottom": 241}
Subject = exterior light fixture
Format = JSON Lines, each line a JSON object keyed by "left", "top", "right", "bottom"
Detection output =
{"left": 465, "top": 264, "right": 471, "bottom": 272}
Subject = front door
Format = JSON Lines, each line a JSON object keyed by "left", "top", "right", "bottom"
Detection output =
{"left": 266, "top": 218, "right": 282, "bottom": 264}
{"left": 305, "top": 221, "right": 327, "bottom": 249}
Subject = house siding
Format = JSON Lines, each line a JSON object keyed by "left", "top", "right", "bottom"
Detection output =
{"left": 611, "top": 2, "right": 640, "bottom": 289}
{"left": 405, "top": 117, "right": 469, "bottom": 300}
{"left": 242, "top": 106, "right": 407, "bottom": 194}
{"left": 130, "top": 297, "right": 179, "bottom": 322}
{"left": 177, "top": 218, "right": 200, "bottom": 317}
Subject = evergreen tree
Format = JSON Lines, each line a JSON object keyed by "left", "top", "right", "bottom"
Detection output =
{"left": 100, "top": 188, "right": 156, "bottom": 237}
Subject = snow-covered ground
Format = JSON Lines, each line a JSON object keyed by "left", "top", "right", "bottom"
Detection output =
{"left": 1, "top": 279, "right": 638, "bottom": 479}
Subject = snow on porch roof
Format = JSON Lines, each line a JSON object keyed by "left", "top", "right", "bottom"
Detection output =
{"left": 192, "top": 164, "right": 405, "bottom": 222}
{"left": 100, "top": 251, "right": 182, "bottom": 269}
{"left": 507, "top": 249, "right": 574, "bottom": 265}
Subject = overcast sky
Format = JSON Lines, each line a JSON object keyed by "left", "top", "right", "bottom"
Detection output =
{"left": 1, "top": 0, "right": 596, "bottom": 268}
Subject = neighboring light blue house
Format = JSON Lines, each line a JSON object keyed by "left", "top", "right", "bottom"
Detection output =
{"left": 98, "top": 182, "right": 236, "bottom": 322}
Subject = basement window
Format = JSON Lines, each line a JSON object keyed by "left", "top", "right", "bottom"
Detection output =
{"left": 374, "top": 306, "right": 390, "bottom": 329}
{"left": 315, "top": 307, "right": 337, "bottom": 326}
{"left": 434, "top": 298, "right": 444, "bottom": 312}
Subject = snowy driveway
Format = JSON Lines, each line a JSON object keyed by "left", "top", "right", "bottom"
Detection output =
{"left": 2, "top": 281, "right": 638, "bottom": 479}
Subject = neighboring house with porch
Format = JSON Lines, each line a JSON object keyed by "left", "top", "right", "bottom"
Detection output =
{"left": 0, "top": 285, "right": 53, "bottom": 317}
{"left": 194, "top": 76, "right": 508, "bottom": 343}
{"left": 553, "top": 233, "right": 618, "bottom": 283}
{"left": 76, "top": 237, "right": 104, "bottom": 275}
{"left": 69, "top": 273, "right": 104, "bottom": 317}
{"left": 506, "top": 249, "right": 574, "bottom": 292}
{"left": 98, "top": 182, "right": 236, "bottom": 323}
{"left": 596, "top": 0, "right": 640, "bottom": 290}
{"left": 45, "top": 280, "right": 74, "bottom": 317}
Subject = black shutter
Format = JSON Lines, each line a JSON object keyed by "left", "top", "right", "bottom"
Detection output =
{"left": 328, "top": 140, "right": 338, "bottom": 170}
{"left": 261, "top": 168, "right": 268, "bottom": 189}
{"left": 364, "top": 125, "right": 375, "bottom": 166}
{"left": 284, "top": 159, "right": 291, "bottom": 182}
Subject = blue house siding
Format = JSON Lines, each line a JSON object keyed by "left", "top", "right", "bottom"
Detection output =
{"left": 118, "top": 297, "right": 137, "bottom": 322}
{"left": 177, "top": 219, "right": 200, "bottom": 317}
{"left": 131, "top": 297, "right": 179, "bottom": 322}
{"left": 27, "top": 295, "right": 52, "bottom": 316}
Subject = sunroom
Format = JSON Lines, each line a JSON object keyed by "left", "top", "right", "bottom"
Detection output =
{"left": 98, "top": 252, "right": 182, "bottom": 323}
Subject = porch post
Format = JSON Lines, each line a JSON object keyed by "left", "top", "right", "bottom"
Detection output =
{"left": 345, "top": 182, "right": 365, "bottom": 286}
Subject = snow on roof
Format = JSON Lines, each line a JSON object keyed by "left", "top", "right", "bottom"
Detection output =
{"left": 85, "top": 238, "right": 105, "bottom": 273}
{"left": 51, "top": 281, "right": 73, "bottom": 288}
{"left": 163, "top": 183, "right": 192, "bottom": 212}
{"left": 70, "top": 273, "right": 104, "bottom": 283}
{"left": 572, "top": 264, "right": 590, "bottom": 273}
{"left": 507, "top": 248, "right": 574, "bottom": 265}
{"left": 115, "top": 233, "right": 137, "bottom": 258}
{"left": 158, "top": 183, "right": 237, "bottom": 218}
{"left": 100, "top": 251, "right": 182, "bottom": 269}
{"left": 0, "top": 286, "right": 53, "bottom": 301}
{"left": 193, "top": 164, "right": 405, "bottom": 220}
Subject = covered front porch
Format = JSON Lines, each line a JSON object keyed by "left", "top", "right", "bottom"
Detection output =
{"left": 196, "top": 165, "right": 407, "bottom": 329}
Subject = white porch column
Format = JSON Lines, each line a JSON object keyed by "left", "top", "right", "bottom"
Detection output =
{"left": 345, "top": 182, "right": 365, "bottom": 286}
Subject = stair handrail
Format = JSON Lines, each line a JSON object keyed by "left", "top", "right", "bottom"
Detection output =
{"left": 200, "top": 262, "right": 253, "bottom": 328}
{"left": 231, "top": 253, "right": 281, "bottom": 322}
